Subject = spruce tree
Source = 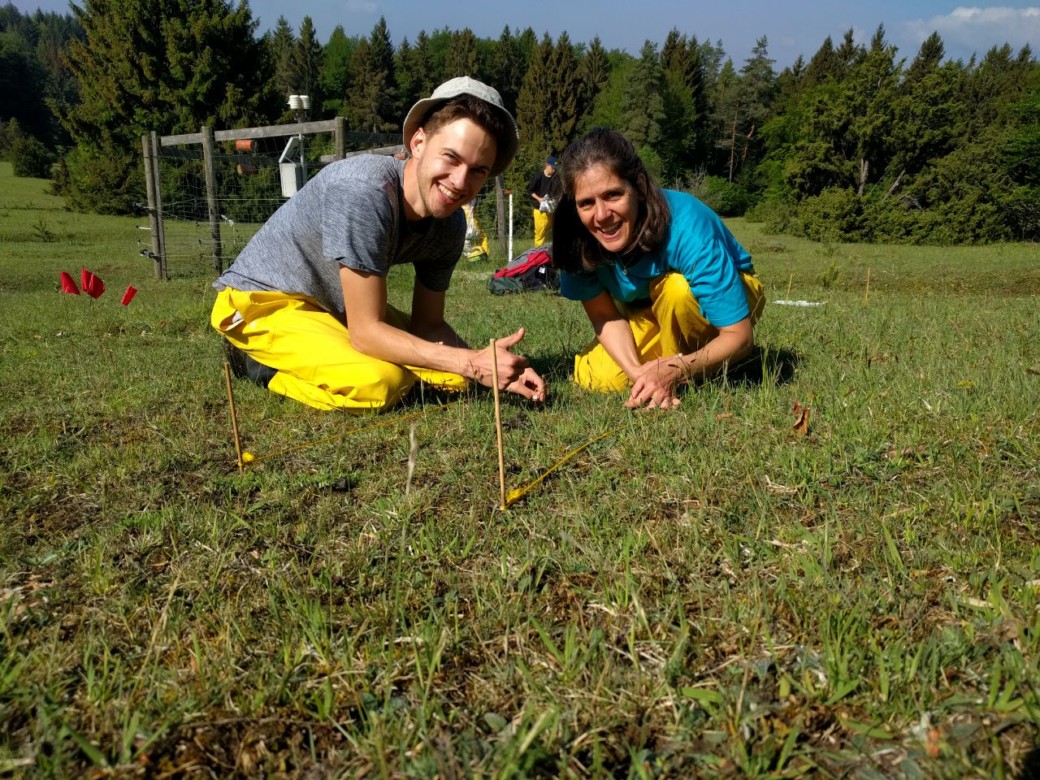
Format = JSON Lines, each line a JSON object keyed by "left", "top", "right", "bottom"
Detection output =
{"left": 544, "top": 32, "right": 580, "bottom": 154}
{"left": 58, "top": 0, "right": 274, "bottom": 213}
{"left": 516, "top": 33, "right": 553, "bottom": 154}
{"left": 266, "top": 16, "right": 296, "bottom": 111}
{"left": 288, "top": 16, "right": 323, "bottom": 114}
{"left": 488, "top": 26, "right": 524, "bottom": 114}
{"left": 321, "top": 25, "right": 356, "bottom": 116}
{"left": 444, "top": 28, "right": 478, "bottom": 79}
{"left": 345, "top": 18, "right": 396, "bottom": 132}
{"left": 620, "top": 41, "right": 666, "bottom": 173}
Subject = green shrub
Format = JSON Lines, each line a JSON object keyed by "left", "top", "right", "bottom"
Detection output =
{"left": 796, "top": 187, "right": 863, "bottom": 242}
{"left": 11, "top": 133, "right": 54, "bottom": 178}
{"left": 55, "top": 144, "right": 143, "bottom": 215}
{"left": 694, "top": 175, "right": 751, "bottom": 216}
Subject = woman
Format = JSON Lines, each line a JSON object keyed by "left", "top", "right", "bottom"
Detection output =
{"left": 552, "top": 128, "right": 765, "bottom": 410}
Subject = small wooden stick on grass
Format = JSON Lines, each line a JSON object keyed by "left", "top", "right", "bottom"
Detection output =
{"left": 223, "top": 361, "right": 245, "bottom": 471}
{"left": 489, "top": 338, "right": 507, "bottom": 510}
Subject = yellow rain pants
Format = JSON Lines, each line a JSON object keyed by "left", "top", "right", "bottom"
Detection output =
{"left": 532, "top": 209, "right": 552, "bottom": 247}
{"left": 573, "top": 271, "right": 765, "bottom": 392}
{"left": 211, "top": 287, "right": 469, "bottom": 411}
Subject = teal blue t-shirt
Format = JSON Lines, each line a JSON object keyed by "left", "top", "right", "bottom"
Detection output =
{"left": 560, "top": 190, "right": 754, "bottom": 327}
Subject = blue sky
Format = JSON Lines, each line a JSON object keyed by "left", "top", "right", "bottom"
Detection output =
{"left": 14, "top": 1, "right": 1040, "bottom": 68}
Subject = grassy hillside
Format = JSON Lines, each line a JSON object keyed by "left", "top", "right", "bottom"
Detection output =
{"left": 1, "top": 161, "right": 1039, "bottom": 777}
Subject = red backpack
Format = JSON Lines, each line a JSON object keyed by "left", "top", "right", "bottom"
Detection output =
{"left": 488, "top": 246, "right": 559, "bottom": 295}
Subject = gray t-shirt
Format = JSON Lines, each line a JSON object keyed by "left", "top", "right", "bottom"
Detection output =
{"left": 213, "top": 154, "right": 465, "bottom": 316}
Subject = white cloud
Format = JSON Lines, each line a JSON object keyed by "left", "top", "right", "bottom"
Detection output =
{"left": 902, "top": 6, "right": 1040, "bottom": 58}
{"left": 344, "top": 0, "right": 377, "bottom": 13}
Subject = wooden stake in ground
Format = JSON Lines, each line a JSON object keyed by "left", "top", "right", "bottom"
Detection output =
{"left": 786, "top": 271, "right": 794, "bottom": 300}
{"left": 489, "top": 338, "right": 507, "bottom": 510}
{"left": 223, "top": 362, "right": 245, "bottom": 470}
{"left": 864, "top": 268, "right": 872, "bottom": 304}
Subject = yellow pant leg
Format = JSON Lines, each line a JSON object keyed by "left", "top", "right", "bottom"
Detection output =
{"left": 532, "top": 209, "right": 551, "bottom": 246}
{"left": 211, "top": 288, "right": 467, "bottom": 411}
{"left": 572, "top": 271, "right": 766, "bottom": 393}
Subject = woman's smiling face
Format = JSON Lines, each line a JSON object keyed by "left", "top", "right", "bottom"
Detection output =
{"left": 572, "top": 163, "right": 641, "bottom": 254}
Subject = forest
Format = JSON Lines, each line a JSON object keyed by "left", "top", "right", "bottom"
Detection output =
{"left": 2, "top": 0, "right": 1038, "bottom": 244}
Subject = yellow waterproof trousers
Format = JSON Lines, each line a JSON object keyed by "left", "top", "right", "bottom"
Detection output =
{"left": 211, "top": 287, "right": 469, "bottom": 411}
{"left": 574, "top": 271, "right": 765, "bottom": 392}
{"left": 532, "top": 209, "right": 552, "bottom": 247}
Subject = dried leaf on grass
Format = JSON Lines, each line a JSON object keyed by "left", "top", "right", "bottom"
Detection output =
{"left": 792, "top": 402, "right": 811, "bottom": 436}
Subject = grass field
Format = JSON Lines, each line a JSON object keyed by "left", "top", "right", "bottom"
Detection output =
{"left": 1, "top": 160, "right": 1039, "bottom": 778}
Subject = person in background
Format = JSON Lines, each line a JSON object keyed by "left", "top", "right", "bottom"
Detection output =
{"left": 527, "top": 155, "right": 558, "bottom": 246}
{"left": 211, "top": 77, "right": 546, "bottom": 411}
{"left": 551, "top": 128, "right": 765, "bottom": 411}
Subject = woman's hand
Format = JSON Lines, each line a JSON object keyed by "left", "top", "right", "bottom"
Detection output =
{"left": 625, "top": 357, "right": 685, "bottom": 410}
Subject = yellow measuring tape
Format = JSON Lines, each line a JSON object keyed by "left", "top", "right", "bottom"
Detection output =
{"left": 503, "top": 425, "right": 625, "bottom": 508}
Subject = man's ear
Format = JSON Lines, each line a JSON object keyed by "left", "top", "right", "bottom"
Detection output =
{"left": 409, "top": 127, "right": 427, "bottom": 159}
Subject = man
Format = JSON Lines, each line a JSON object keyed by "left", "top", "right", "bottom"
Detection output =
{"left": 527, "top": 155, "right": 558, "bottom": 246}
{"left": 211, "top": 77, "right": 546, "bottom": 411}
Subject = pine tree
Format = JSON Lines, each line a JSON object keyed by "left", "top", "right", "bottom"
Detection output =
{"left": 320, "top": 25, "right": 356, "bottom": 116}
{"left": 0, "top": 29, "right": 51, "bottom": 142}
{"left": 803, "top": 36, "right": 841, "bottom": 86}
{"left": 658, "top": 30, "right": 707, "bottom": 181}
{"left": 843, "top": 26, "right": 898, "bottom": 195}
{"left": 444, "top": 27, "right": 478, "bottom": 79}
{"left": 288, "top": 16, "right": 323, "bottom": 114}
{"left": 267, "top": 16, "right": 296, "bottom": 106}
{"left": 367, "top": 17, "right": 397, "bottom": 119}
{"left": 888, "top": 34, "right": 962, "bottom": 188}
{"left": 620, "top": 41, "right": 666, "bottom": 172}
{"left": 488, "top": 26, "right": 524, "bottom": 114}
{"left": 516, "top": 33, "right": 553, "bottom": 153}
{"left": 58, "top": 0, "right": 274, "bottom": 212}
{"left": 394, "top": 37, "right": 419, "bottom": 112}
{"left": 410, "top": 31, "right": 439, "bottom": 99}
{"left": 575, "top": 36, "right": 610, "bottom": 135}
{"left": 346, "top": 39, "right": 382, "bottom": 132}
{"left": 345, "top": 18, "right": 396, "bottom": 132}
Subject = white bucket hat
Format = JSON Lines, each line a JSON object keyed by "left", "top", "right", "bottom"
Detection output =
{"left": 402, "top": 76, "right": 519, "bottom": 177}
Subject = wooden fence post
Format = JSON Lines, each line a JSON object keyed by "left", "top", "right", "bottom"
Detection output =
{"left": 150, "top": 132, "right": 168, "bottom": 280}
{"left": 201, "top": 125, "right": 223, "bottom": 274}
{"left": 141, "top": 133, "right": 167, "bottom": 280}
{"left": 335, "top": 117, "right": 346, "bottom": 160}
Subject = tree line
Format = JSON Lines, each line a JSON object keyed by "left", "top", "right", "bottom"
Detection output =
{"left": 1, "top": 0, "right": 1038, "bottom": 243}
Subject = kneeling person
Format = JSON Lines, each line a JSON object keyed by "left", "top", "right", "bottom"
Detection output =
{"left": 552, "top": 128, "right": 765, "bottom": 410}
{"left": 211, "top": 77, "right": 545, "bottom": 411}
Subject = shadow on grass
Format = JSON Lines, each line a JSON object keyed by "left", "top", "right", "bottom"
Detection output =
{"left": 719, "top": 344, "right": 800, "bottom": 388}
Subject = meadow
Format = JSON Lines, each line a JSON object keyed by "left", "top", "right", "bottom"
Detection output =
{"left": 1, "top": 161, "right": 1038, "bottom": 778}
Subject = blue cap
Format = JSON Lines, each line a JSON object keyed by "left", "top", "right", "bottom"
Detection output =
{"left": 547, "top": 156, "right": 558, "bottom": 168}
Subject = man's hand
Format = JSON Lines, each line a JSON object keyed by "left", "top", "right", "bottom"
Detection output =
{"left": 470, "top": 328, "right": 547, "bottom": 402}
{"left": 625, "top": 357, "right": 684, "bottom": 410}
{"left": 505, "top": 367, "right": 546, "bottom": 402}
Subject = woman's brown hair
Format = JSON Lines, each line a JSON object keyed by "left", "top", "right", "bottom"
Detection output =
{"left": 552, "top": 128, "right": 670, "bottom": 274}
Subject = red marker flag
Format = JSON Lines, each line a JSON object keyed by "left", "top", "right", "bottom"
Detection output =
{"left": 59, "top": 271, "right": 80, "bottom": 294}
{"left": 121, "top": 285, "right": 138, "bottom": 306}
{"left": 81, "top": 267, "right": 105, "bottom": 299}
